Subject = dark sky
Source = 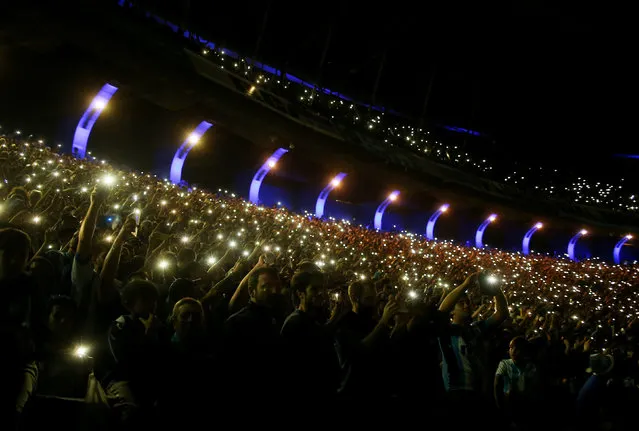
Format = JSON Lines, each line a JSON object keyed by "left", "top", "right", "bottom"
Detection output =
{"left": 2, "top": 0, "right": 636, "bottom": 177}
{"left": 133, "top": 0, "right": 636, "bottom": 173}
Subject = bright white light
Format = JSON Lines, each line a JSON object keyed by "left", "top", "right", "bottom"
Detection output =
{"left": 331, "top": 178, "right": 341, "bottom": 187}
{"left": 408, "top": 290, "right": 418, "bottom": 299}
{"left": 242, "top": 250, "right": 250, "bottom": 257}
{"left": 389, "top": 192, "right": 398, "bottom": 201}
{"left": 181, "top": 236, "right": 190, "bottom": 243}
{"left": 133, "top": 208, "right": 141, "bottom": 215}
{"left": 229, "top": 240, "right": 237, "bottom": 248}
{"left": 486, "top": 275, "right": 498, "bottom": 284}
{"left": 105, "top": 235, "right": 113, "bottom": 242}
{"left": 535, "top": 222, "right": 543, "bottom": 229}
{"left": 158, "top": 260, "right": 169, "bottom": 270}
{"left": 93, "top": 98, "right": 107, "bottom": 111}
{"left": 440, "top": 204, "right": 450, "bottom": 212}
{"left": 488, "top": 214, "right": 497, "bottom": 222}
{"left": 626, "top": 234, "right": 633, "bottom": 239}
{"left": 207, "top": 256, "right": 217, "bottom": 265}
{"left": 267, "top": 160, "right": 276, "bottom": 168}
{"left": 101, "top": 174, "right": 116, "bottom": 187}
{"left": 74, "top": 345, "right": 89, "bottom": 358}
{"left": 187, "top": 133, "right": 200, "bottom": 145}
{"left": 32, "top": 216, "right": 41, "bottom": 224}
{"left": 160, "top": 200, "right": 167, "bottom": 206}
{"left": 580, "top": 229, "right": 588, "bottom": 235}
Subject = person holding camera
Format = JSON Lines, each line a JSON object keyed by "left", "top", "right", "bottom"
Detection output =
{"left": 436, "top": 271, "right": 508, "bottom": 428}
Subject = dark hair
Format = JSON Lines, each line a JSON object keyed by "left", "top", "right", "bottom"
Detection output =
{"left": 168, "top": 278, "right": 197, "bottom": 305}
{"left": 510, "top": 336, "right": 530, "bottom": 356}
{"left": 248, "top": 266, "right": 279, "bottom": 291}
{"left": 120, "top": 280, "right": 159, "bottom": 309}
{"left": 290, "top": 270, "right": 324, "bottom": 294}
{"left": 0, "top": 228, "right": 31, "bottom": 255}
{"left": 177, "top": 248, "right": 196, "bottom": 264}
{"left": 170, "top": 297, "right": 203, "bottom": 321}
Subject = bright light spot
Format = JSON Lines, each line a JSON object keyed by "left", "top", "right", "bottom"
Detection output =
{"left": 181, "top": 236, "right": 190, "bottom": 243}
{"left": 242, "top": 250, "right": 250, "bottom": 257}
{"left": 160, "top": 200, "right": 167, "bottom": 206}
{"left": 408, "top": 290, "right": 418, "bottom": 299}
{"left": 626, "top": 234, "right": 633, "bottom": 239}
{"left": 207, "top": 256, "right": 217, "bottom": 265}
{"left": 440, "top": 204, "right": 450, "bottom": 212}
{"left": 267, "top": 160, "right": 276, "bottom": 168}
{"left": 580, "top": 229, "right": 588, "bottom": 235}
{"left": 488, "top": 214, "right": 497, "bottom": 222}
{"left": 133, "top": 208, "right": 141, "bottom": 215}
{"left": 486, "top": 275, "right": 498, "bottom": 284}
{"left": 158, "top": 260, "right": 169, "bottom": 270}
{"left": 93, "top": 98, "right": 107, "bottom": 111}
{"left": 248, "top": 85, "right": 256, "bottom": 95}
{"left": 187, "top": 133, "right": 200, "bottom": 145}
{"left": 105, "top": 235, "right": 113, "bottom": 242}
{"left": 331, "top": 178, "right": 341, "bottom": 187}
{"left": 74, "top": 345, "right": 89, "bottom": 358}
{"left": 389, "top": 192, "right": 399, "bottom": 201}
{"left": 229, "top": 240, "right": 237, "bottom": 248}
{"left": 32, "top": 216, "right": 41, "bottom": 224}
{"left": 101, "top": 174, "right": 116, "bottom": 187}
{"left": 535, "top": 222, "right": 543, "bottom": 229}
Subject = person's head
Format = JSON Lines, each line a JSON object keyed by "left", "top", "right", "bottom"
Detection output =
{"left": 0, "top": 228, "right": 31, "bottom": 280}
{"left": 291, "top": 270, "right": 327, "bottom": 318}
{"left": 248, "top": 266, "right": 282, "bottom": 307}
{"left": 8, "top": 186, "right": 28, "bottom": 201}
{"left": 29, "top": 256, "right": 57, "bottom": 294}
{"left": 120, "top": 280, "right": 159, "bottom": 317}
{"left": 47, "top": 295, "right": 78, "bottom": 340}
{"left": 170, "top": 297, "right": 204, "bottom": 341}
{"left": 509, "top": 336, "right": 529, "bottom": 362}
{"left": 177, "top": 248, "right": 196, "bottom": 268}
{"left": 28, "top": 189, "right": 42, "bottom": 207}
{"left": 348, "top": 281, "right": 376, "bottom": 316}
{"left": 296, "top": 260, "right": 322, "bottom": 274}
{"left": 452, "top": 294, "right": 475, "bottom": 325}
{"left": 168, "top": 278, "right": 198, "bottom": 307}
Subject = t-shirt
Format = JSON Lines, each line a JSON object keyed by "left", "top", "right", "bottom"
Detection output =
{"left": 437, "top": 314, "right": 489, "bottom": 393}
{"left": 496, "top": 359, "right": 537, "bottom": 394}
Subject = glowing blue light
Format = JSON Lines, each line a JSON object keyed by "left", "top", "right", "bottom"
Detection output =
{"left": 249, "top": 148, "right": 289, "bottom": 204}
{"left": 426, "top": 204, "right": 449, "bottom": 240}
{"left": 613, "top": 234, "right": 633, "bottom": 264}
{"left": 315, "top": 173, "right": 347, "bottom": 219}
{"left": 169, "top": 121, "right": 214, "bottom": 185}
{"left": 522, "top": 222, "right": 543, "bottom": 256}
{"left": 72, "top": 83, "right": 118, "bottom": 159}
{"left": 475, "top": 214, "right": 497, "bottom": 248}
{"left": 374, "top": 191, "right": 400, "bottom": 230}
{"left": 567, "top": 229, "right": 588, "bottom": 261}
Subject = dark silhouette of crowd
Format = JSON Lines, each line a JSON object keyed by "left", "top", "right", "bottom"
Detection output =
{"left": 2, "top": 136, "right": 638, "bottom": 430}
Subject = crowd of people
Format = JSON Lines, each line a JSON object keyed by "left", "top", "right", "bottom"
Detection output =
{"left": 2, "top": 135, "right": 639, "bottom": 430}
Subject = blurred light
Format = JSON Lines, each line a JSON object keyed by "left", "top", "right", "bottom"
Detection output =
{"left": 74, "top": 345, "right": 89, "bottom": 358}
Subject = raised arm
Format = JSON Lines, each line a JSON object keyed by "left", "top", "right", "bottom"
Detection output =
{"left": 100, "top": 216, "right": 135, "bottom": 304}
{"left": 439, "top": 272, "right": 478, "bottom": 314}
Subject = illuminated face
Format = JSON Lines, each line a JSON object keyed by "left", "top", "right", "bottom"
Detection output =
{"left": 48, "top": 304, "right": 76, "bottom": 338}
{"left": 173, "top": 302, "right": 204, "bottom": 340}
{"left": 252, "top": 273, "right": 282, "bottom": 306}
{"left": 453, "top": 297, "right": 474, "bottom": 322}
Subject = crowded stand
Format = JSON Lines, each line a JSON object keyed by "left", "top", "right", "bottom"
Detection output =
{"left": 186, "top": 46, "right": 638, "bottom": 215}
{"left": 1, "top": 134, "right": 639, "bottom": 430}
